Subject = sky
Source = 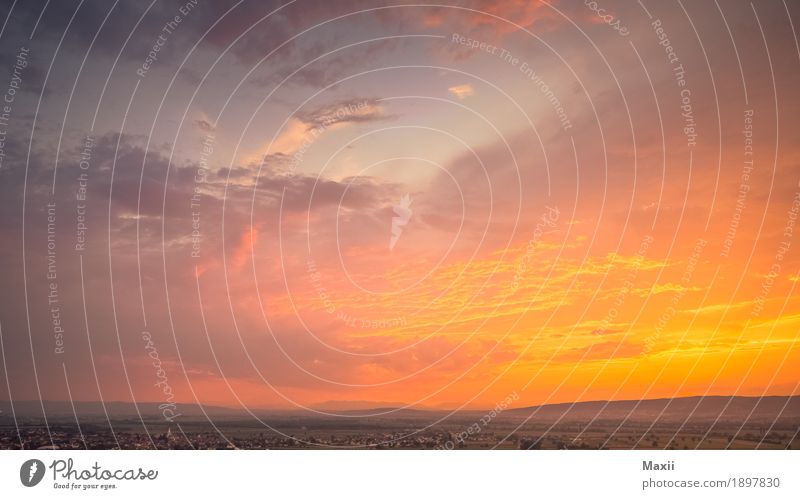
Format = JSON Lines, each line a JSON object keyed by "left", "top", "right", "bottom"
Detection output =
{"left": 0, "top": 0, "right": 798, "bottom": 413}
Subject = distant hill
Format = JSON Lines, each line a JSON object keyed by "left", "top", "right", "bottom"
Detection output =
{"left": 502, "top": 396, "right": 800, "bottom": 423}
{"left": 310, "top": 400, "right": 412, "bottom": 411}
{"left": 0, "top": 400, "right": 242, "bottom": 420}
{"left": 1, "top": 395, "right": 797, "bottom": 423}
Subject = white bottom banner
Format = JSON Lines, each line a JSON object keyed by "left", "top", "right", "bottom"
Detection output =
{"left": 1, "top": 450, "right": 797, "bottom": 498}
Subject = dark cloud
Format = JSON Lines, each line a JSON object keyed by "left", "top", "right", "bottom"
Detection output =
{"left": 0, "top": 126, "right": 409, "bottom": 402}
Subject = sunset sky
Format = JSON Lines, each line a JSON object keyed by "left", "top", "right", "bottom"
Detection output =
{"left": 0, "top": 0, "right": 798, "bottom": 413}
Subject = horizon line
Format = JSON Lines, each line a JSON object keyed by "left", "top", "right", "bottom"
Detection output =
{"left": 2, "top": 393, "right": 798, "bottom": 413}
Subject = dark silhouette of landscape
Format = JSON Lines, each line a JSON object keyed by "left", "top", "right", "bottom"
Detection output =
{"left": 2, "top": 396, "right": 797, "bottom": 450}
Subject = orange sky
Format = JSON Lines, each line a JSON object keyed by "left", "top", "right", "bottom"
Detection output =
{"left": 0, "top": 0, "right": 798, "bottom": 412}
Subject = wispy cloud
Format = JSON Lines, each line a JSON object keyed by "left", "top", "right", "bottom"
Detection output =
{"left": 448, "top": 83, "right": 474, "bottom": 100}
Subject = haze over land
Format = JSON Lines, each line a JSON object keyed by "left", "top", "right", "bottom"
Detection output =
{"left": 3, "top": 396, "right": 797, "bottom": 449}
